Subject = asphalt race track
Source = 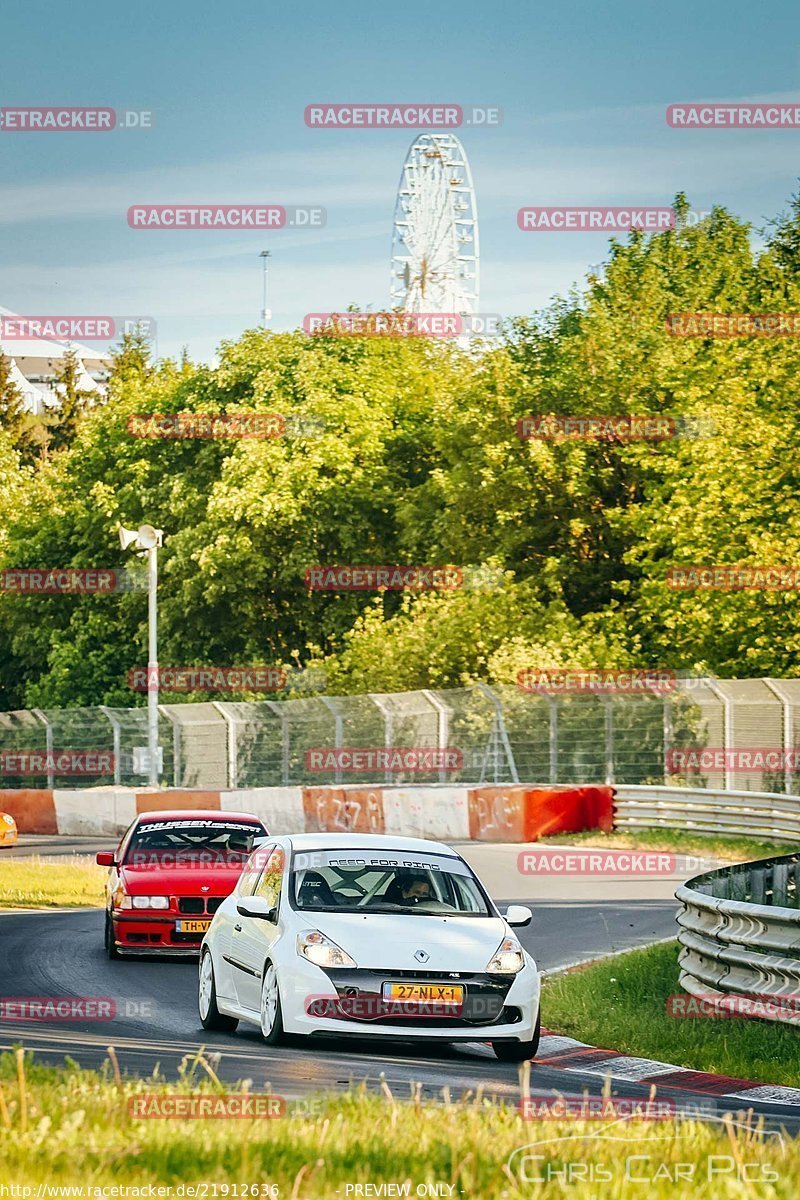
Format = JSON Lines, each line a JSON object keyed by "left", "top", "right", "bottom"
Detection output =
{"left": 2, "top": 840, "right": 798, "bottom": 1129}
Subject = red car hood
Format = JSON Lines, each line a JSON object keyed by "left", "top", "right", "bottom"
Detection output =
{"left": 119, "top": 863, "right": 244, "bottom": 896}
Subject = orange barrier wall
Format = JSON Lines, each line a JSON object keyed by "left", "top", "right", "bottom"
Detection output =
{"left": 0, "top": 784, "right": 613, "bottom": 841}
{"left": 135, "top": 790, "right": 221, "bottom": 813}
{"left": 0, "top": 788, "right": 57, "bottom": 835}
{"left": 468, "top": 785, "right": 615, "bottom": 842}
{"left": 302, "top": 787, "right": 385, "bottom": 834}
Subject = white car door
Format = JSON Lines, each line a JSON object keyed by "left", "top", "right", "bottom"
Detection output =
{"left": 211, "top": 847, "right": 270, "bottom": 1002}
{"left": 230, "top": 844, "right": 286, "bottom": 1012}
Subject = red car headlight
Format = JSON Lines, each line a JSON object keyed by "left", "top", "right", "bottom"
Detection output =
{"left": 132, "top": 896, "right": 170, "bottom": 910}
{"left": 112, "top": 891, "right": 169, "bottom": 910}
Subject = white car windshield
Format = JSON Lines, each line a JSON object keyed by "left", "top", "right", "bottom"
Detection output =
{"left": 291, "top": 849, "right": 492, "bottom": 916}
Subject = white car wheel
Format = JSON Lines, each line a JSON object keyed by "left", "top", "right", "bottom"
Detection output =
{"left": 199, "top": 952, "right": 213, "bottom": 1018}
{"left": 198, "top": 949, "right": 238, "bottom": 1032}
{"left": 260, "top": 962, "right": 284, "bottom": 1044}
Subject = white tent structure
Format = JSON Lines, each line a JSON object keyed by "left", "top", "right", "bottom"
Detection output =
{"left": 0, "top": 305, "right": 112, "bottom": 415}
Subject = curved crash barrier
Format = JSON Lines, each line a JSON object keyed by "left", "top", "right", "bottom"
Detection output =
{"left": 676, "top": 852, "right": 800, "bottom": 1027}
{"left": 0, "top": 783, "right": 614, "bottom": 842}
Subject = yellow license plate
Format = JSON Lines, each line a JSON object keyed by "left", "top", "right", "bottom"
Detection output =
{"left": 384, "top": 983, "right": 464, "bottom": 1004}
{"left": 177, "top": 919, "right": 210, "bottom": 933}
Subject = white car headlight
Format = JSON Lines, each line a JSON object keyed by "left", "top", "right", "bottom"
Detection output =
{"left": 297, "top": 929, "right": 357, "bottom": 968}
{"left": 486, "top": 936, "right": 525, "bottom": 974}
{"left": 2, "top": 814, "right": 15, "bottom": 825}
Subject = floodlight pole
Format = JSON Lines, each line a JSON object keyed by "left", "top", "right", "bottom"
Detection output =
{"left": 260, "top": 250, "right": 272, "bottom": 328}
{"left": 147, "top": 541, "right": 159, "bottom": 787}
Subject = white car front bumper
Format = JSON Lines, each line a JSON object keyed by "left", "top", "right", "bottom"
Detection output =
{"left": 276, "top": 952, "right": 541, "bottom": 1043}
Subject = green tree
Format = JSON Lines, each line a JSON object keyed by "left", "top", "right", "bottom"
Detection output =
{"left": 48, "top": 349, "right": 96, "bottom": 452}
{"left": 0, "top": 354, "right": 39, "bottom": 464}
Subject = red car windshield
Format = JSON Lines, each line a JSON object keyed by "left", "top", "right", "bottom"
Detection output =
{"left": 124, "top": 819, "right": 265, "bottom": 867}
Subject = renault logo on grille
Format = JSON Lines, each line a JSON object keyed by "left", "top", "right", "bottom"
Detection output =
{"left": 414, "top": 949, "right": 429, "bottom": 963}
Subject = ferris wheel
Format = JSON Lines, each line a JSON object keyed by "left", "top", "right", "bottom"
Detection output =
{"left": 390, "top": 133, "right": 479, "bottom": 315}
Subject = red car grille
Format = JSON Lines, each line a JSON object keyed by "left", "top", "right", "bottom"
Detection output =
{"left": 176, "top": 896, "right": 225, "bottom": 915}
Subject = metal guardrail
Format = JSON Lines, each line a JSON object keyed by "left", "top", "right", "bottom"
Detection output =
{"left": 676, "top": 854, "right": 800, "bottom": 1027}
{"left": 614, "top": 784, "right": 800, "bottom": 842}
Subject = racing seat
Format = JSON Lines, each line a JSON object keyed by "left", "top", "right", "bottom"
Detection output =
{"left": 297, "top": 871, "right": 339, "bottom": 908}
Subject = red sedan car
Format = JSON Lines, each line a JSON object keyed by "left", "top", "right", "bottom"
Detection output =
{"left": 97, "top": 810, "right": 268, "bottom": 958}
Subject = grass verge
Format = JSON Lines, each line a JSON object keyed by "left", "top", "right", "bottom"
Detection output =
{"left": 542, "top": 940, "right": 800, "bottom": 1086}
{"left": 540, "top": 827, "right": 798, "bottom": 864}
{"left": 0, "top": 854, "right": 105, "bottom": 908}
{"left": 0, "top": 1049, "right": 793, "bottom": 1196}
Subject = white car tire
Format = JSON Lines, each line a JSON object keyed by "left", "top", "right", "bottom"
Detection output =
{"left": 199, "top": 949, "right": 239, "bottom": 1032}
{"left": 260, "top": 961, "right": 285, "bottom": 1045}
{"left": 492, "top": 1009, "right": 541, "bottom": 1062}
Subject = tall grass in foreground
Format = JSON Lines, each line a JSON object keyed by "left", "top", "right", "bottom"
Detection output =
{"left": 0, "top": 1049, "right": 795, "bottom": 1197}
{"left": 0, "top": 855, "right": 105, "bottom": 908}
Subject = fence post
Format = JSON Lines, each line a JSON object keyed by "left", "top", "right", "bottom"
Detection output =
{"left": 99, "top": 706, "right": 122, "bottom": 785}
{"left": 662, "top": 695, "right": 673, "bottom": 786}
{"left": 368, "top": 694, "right": 394, "bottom": 784}
{"left": 548, "top": 694, "right": 558, "bottom": 785}
{"left": 704, "top": 678, "right": 733, "bottom": 790}
{"left": 265, "top": 701, "right": 290, "bottom": 785}
{"left": 602, "top": 696, "right": 614, "bottom": 785}
{"left": 32, "top": 709, "right": 54, "bottom": 789}
{"left": 764, "top": 678, "right": 793, "bottom": 794}
{"left": 319, "top": 697, "right": 344, "bottom": 785}
{"left": 158, "top": 705, "right": 181, "bottom": 788}
{"left": 421, "top": 690, "right": 450, "bottom": 784}
{"left": 212, "top": 701, "right": 239, "bottom": 789}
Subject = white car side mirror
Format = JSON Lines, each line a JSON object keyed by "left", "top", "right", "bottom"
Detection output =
{"left": 237, "top": 897, "right": 277, "bottom": 923}
{"left": 505, "top": 904, "right": 532, "bottom": 927}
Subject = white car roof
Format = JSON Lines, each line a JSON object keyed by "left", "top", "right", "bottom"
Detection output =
{"left": 282, "top": 832, "right": 457, "bottom": 855}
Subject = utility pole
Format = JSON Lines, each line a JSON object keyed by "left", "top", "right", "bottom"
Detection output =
{"left": 260, "top": 250, "right": 272, "bottom": 328}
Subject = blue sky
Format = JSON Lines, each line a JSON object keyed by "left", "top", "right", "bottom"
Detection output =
{"left": 2, "top": 0, "right": 800, "bottom": 361}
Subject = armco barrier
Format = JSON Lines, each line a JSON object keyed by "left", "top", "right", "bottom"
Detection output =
{"left": 676, "top": 853, "right": 800, "bottom": 1027}
{"left": 615, "top": 784, "right": 800, "bottom": 842}
{"left": 0, "top": 783, "right": 614, "bottom": 842}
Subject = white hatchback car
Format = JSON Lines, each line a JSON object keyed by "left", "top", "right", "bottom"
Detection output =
{"left": 198, "top": 832, "right": 540, "bottom": 1061}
